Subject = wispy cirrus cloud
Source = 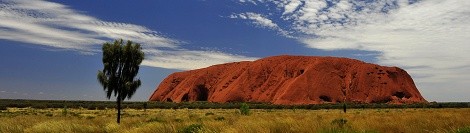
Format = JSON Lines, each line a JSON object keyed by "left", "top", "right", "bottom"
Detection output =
{"left": 230, "top": 12, "right": 293, "bottom": 38}
{"left": 0, "top": 0, "right": 256, "bottom": 70}
{"left": 0, "top": 0, "right": 177, "bottom": 52}
{"left": 234, "top": 0, "right": 470, "bottom": 101}
{"left": 142, "top": 49, "right": 257, "bottom": 70}
{"left": 238, "top": 0, "right": 265, "bottom": 5}
{"left": 231, "top": 13, "right": 279, "bottom": 29}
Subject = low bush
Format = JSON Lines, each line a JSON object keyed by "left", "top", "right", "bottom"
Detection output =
{"left": 96, "top": 105, "right": 106, "bottom": 110}
{"left": 455, "top": 126, "right": 470, "bottom": 133}
{"left": 331, "top": 118, "right": 348, "bottom": 128}
{"left": 1, "top": 99, "right": 470, "bottom": 110}
{"left": 147, "top": 117, "right": 165, "bottom": 123}
{"left": 143, "top": 102, "right": 148, "bottom": 111}
{"left": 240, "top": 103, "right": 250, "bottom": 115}
{"left": 0, "top": 105, "right": 7, "bottom": 110}
{"left": 214, "top": 116, "right": 225, "bottom": 121}
{"left": 205, "top": 112, "right": 214, "bottom": 116}
{"left": 179, "top": 124, "right": 203, "bottom": 133}
{"left": 62, "top": 106, "right": 68, "bottom": 116}
{"left": 174, "top": 118, "right": 183, "bottom": 122}
{"left": 45, "top": 113, "right": 53, "bottom": 117}
{"left": 32, "top": 104, "right": 47, "bottom": 109}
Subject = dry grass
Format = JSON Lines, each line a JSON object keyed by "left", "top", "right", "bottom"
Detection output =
{"left": 0, "top": 107, "right": 469, "bottom": 133}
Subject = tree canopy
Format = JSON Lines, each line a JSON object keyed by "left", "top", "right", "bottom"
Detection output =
{"left": 97, "top": 39, "right": 144, "bottom": 123}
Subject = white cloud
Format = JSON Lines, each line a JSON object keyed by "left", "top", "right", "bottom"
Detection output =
{"left": 142, "top": 49, "right": 258, "bottom": 70}
{"left": 299, "top": 0, "right": 470, "bottom": 84}
{"left": 232, "top": 12, "right": 279, "bottom": 29}
{"left": 231, "top": 12, "right": 293, "bottom": 38}
{"left": 283, "top": 0, "right": 302, "bottom": 15}
{"left": 0, "top": 0, "right": 256, "bottom": 70}
{"left": 238, "top": 0, "right": 265, "bottom": 5}
{"left": 0, "top": 0, "right": 177, "bottom": 52}
{"left": 235, "top": 0, "right": 470, "bottom": 101}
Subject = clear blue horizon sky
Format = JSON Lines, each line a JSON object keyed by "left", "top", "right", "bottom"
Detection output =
{"left": 1, "top": 0, "right": 469, "bottom": 102}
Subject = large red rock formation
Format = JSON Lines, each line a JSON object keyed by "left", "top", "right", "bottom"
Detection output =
{"left": 149, "top": 55, "right": 426, "bottom": 105}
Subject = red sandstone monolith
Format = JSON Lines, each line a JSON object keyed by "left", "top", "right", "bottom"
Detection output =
{"left": 149, "top": 55, "right": 426, "bottom": 105}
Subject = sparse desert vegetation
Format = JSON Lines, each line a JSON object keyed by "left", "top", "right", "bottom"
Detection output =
{"left": 1, "top": 106, "right": 470, "bottom": 133}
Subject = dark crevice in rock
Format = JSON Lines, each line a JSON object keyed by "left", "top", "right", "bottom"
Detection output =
{"left": 393, "top": 91, "right": 410, "bottom": 99}
{"left": 195, "top": 85, "right": 209, "bottom": 101}
{"left": 181, "top": 93, "right": 189, "bottom": 102}
{"left": 372, "top": 97, "right": 392, "bottom": 103}
{"left": 320, "top": 95, "right": 332, "bottom": 102}
{"left": 166, "top": 98, "right": 173, "bottom": 102}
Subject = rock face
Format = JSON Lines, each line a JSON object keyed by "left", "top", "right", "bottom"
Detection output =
{"left": 149, "top": 55, "right": 426, "bottom": 105}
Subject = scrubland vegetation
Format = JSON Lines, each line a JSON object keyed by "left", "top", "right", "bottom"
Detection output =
{"left": 1, "top": 106, "right": 470, "bottom": 133}
{"left": 2, "top": 99, "right": 469, "bottom": 110}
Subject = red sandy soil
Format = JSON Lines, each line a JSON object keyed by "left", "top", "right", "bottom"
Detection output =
{"left": 149, "top": 55, "right": 426, "bottom": 105}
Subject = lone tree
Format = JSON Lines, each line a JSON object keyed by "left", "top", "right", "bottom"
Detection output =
{"left": 97, "top": 39, "right": 144, "bottom": 124}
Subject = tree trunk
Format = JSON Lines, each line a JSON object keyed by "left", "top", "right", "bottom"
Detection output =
{"left": 117, "top": 96, "right": 121, "bottom": 124}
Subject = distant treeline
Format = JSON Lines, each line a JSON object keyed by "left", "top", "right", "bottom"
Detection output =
{"left": 0, "top": 99, "right": 469, "bottom": 110}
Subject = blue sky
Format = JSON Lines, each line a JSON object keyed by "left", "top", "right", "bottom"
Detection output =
{"left": 0, "top": 0, "right": 469, "bottom": 102}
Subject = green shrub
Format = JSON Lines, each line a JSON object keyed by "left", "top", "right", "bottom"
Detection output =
{"left": 62, "top": 106, "right": 68, "bottom": 116}
{"left": 215, "top": 116, "right": 225, "bottom": 121}
{"left": 143, "top": 102, "right": 148, "bottom": 111}
{"left": 45, "top": 113, "right": 53, "bottom": 117}
{"left": 32, "top": 104, "right": 47, "bottom": 109}
{"left": 86, "top": 116, "right": 95, "bottom": 119}
{"left": 87, "top": 105, "right": 96, "bottom": 110}
{"left": 70, "top": 112, "right": 81, "bottom": 117}
{"left": 0, "top": 105, "right": 7, "bottom": 110}
{"left": 205, "top": 112, "right": 215, "bottom": 116}
{"left": 147, "top": 117, "right": 165, "bottom": 123}
{"left": 174, "top": 118, "right": 183, "bottom": 122}
{"left": 96, "top": 105, "right": 106, "bottom": 110}
{"left": 319, "top": 128, "right": 378, "bottom": 133}
{"left": 179, "top": 124, "right": 203, "bottom": 133}
{"left": 331, "top": 118, "right": 348, "bottom": 128}
{"left": 455, "top": 126, "right": 470, "bottom": 133}
{"left": 240, "top": 103, "right": 250, "bottom": 115}
{"left": 134, "top": 105, "right": 143, "bottom": 110}
{"left": 189, "top": 114, "right": 198, "bottom": 119}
